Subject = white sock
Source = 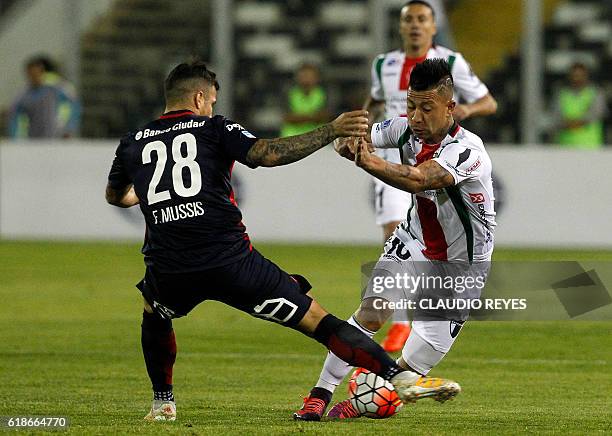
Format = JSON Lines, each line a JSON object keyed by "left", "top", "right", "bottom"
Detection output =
{"left": 315, "top": 315, "right": 376, "bottom": 393}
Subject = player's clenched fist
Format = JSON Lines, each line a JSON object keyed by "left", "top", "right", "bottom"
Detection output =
{"left": 330, "top": 110, "right": 369, "bottom": 137}
{"left": 354, "top": 137, "right": 374, "bottom": 170}
{"left": 333, "top": 137, "right": 356, "bottom": 160}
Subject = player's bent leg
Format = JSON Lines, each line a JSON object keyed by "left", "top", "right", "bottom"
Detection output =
{"left": 294, "top": 299, "right": 412, "bottom": 421}
{"left": 310, "top": 296, "right": 392, "bottom": 394}
{"left": 382, "top": 220, "right": 401, "bottom": 242}
{"left": 295, "top": 287, "right": 397, "bottom": 419}
{"left": 393, "top": 320, "right": 464, "bottom": 404}
{"left": 380, "top": 219, "right": 413, "bottom": 352}
{"left": 313, "top": 314, "right": 377, "bottom": 394}
{"left": 141, "top": 306, "right": 177, "bottom": 421}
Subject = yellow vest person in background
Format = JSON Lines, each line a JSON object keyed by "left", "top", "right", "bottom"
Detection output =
{"left": 281, "top": 63, "right": 331, "bottom": 137}
{"left": 553, "top": 62, "right": 607, "bottom": 149}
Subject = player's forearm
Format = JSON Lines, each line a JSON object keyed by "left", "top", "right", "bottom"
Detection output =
{"left": 360, "top": 155, "right": 424, "bottom": 194}
{"left": 105, "top": 184, "right": 139, "bottom": 208}
{"left": 246, "top": 124, "right": 336, "bottom": 167}
{"left": 465, "top": 94, "right": 498, "bottom": 118}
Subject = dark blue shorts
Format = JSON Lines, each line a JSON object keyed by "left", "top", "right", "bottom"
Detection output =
{"left": 136, "top": 248, "right": 313, "bottom": 327}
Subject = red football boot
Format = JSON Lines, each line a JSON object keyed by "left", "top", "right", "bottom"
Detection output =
{"left": 326, "top": 399, "right": 361, "bottom": 419}
{"left": 293, "top": 395, "right": 329, "bottom": 421}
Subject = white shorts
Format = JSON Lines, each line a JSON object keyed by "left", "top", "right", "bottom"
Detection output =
{"left": 363, "top": 226, "right": 490, "bottom": 373}
{"left": 373, "top": 149, "right": 411, "bottom": 226}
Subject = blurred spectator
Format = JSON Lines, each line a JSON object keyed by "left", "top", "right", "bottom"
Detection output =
{"left": 280, "top": 63, "right": 331, "bottom": 137}
{"left": 552, "top": 62, "right": 606, "bottom": 149}
{"left": 7, "top": 55, "right": 81, "bottom": 139}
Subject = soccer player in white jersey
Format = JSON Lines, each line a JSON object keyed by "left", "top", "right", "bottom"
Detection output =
{"left": 294, "top": 59, "right": 496, "bottom": 420}
{"left": 367, "top": 0, "right": 497, "bottom": 351}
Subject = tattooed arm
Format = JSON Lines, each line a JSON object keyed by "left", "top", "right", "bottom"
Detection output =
{"left": 245, "top": 110, "right": 368, "bottom": 167}
{"left": 354, "top": 139, "right": 454, "bottom": 193}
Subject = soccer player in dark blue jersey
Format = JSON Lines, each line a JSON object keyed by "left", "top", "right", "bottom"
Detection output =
{"left": 106, "top": 61, "right": 434, "bottom": 421}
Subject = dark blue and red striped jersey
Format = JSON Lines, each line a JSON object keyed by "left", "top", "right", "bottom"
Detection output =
{"left": 108, "top": 110, "right": 259, "bottom": 272}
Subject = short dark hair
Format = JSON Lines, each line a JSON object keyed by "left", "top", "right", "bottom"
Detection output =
{"left": 26, "top": 55, "right": 56, "bottom": 73}
{"left": 410, "top": 58, "right": 453, "bottom": 91}
{"left": 569, "top": 62, "right": 588, "bottom": 72}
{"left": 164, "top": 61, "right": 220, "bottom": 103}
{"left": 403, "top": 0, "right": 435, "bottom": 18}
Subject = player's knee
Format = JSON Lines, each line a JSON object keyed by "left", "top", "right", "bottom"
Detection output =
{"left": 382, "top": 221, "right": 400, "bottom": 241}
{"left": 354, "top": 298, "right": 391, "bottom": 332}
{"left": 296, "top": 299, "right": 329, "bottom": 335}
{"left": 143, "top": 297, "right": 154, "bottom": 314}
{"left": 354, "top": 309, "right": 384, "bottom": 332}
{"left": 141, "top": 309, "right": 173, "bottom": 334}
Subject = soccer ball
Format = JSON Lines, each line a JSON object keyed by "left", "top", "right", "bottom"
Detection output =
{"left": 348, "top": 368, "right": 403, "bottom": 419}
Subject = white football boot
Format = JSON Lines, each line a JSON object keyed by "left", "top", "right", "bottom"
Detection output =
{"left": 391, "top": 371, "right": 461, "bottom": 404}
{"left": 144, "top": 400, "right": 177, "bottom": 421}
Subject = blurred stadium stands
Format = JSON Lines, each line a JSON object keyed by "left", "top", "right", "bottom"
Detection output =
{"left": 80, "top": 0, "right": 211, "bottom": 137}
{"left": 0, "top": 0, "right": 609, "bottom": 143}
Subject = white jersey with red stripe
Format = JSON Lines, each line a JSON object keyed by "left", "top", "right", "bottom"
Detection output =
{"left": 370, "top": 45, "right": 488, "bottom": 167}
{"left": 370, "top": 117, "right": 496, "bottom": 262}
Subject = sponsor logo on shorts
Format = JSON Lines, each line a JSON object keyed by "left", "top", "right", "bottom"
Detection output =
{"left": 469, "top": 193, "right": 485, "bottom": 203}
{"left": 252, "top": 298, "right": 298, "bottom": 324}
{"left": 449, "top": 320, "right": 463, "bottom": 338}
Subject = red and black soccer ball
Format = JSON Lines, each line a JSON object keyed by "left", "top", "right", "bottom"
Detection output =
{"left": 348, "top": 368, "right": 403, "bottom": 419}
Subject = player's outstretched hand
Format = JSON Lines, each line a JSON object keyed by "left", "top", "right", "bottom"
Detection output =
{"left": 330, "top": 110, "right": 369, "bottom": 138}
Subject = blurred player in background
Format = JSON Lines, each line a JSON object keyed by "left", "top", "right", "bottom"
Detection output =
{"left": 105, "top": 61, "right": 461, "bottom": 422}
{"left": 7, "top": 55, "right": 80, "bottom": 138}
{"left": 365, "top": 0, "right": 497, "bottom": 351}
{"left": 551, "top": 62, "right": 606, "bottom": 149}
{"left": 296, "top": 58, "right": 495, "bottom": 420}
{"left": 281, "top": 62, "right": 331, "bottom": 136}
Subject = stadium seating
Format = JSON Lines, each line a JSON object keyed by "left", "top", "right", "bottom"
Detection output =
{"left": 80, "top": 0, "right": 211, "bottom": 137}
{"left": 75, "top": 0, "right": 610, "bottom": 144}
{"left": 232, "top": 0, "right": 370, "bottom": 137}
{"left": 470, "top": 0, "right": 612, "bottom": 143}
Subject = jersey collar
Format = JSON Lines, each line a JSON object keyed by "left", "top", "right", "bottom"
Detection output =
{"left": 419, "top": 121, "right": 460, "bottom": 147}
{"left": 403, "top": 45, "right": 431, "bottom": 61}
{"left": 159, "top": 110, "right": 195, "bottom": 119}
{"left": 448, "top": 121, "right": 460, "bottom": 138}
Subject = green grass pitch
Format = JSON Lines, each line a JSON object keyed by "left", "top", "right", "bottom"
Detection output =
{"left": 0, "top": 241, "right": 610, "bottom": 434}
